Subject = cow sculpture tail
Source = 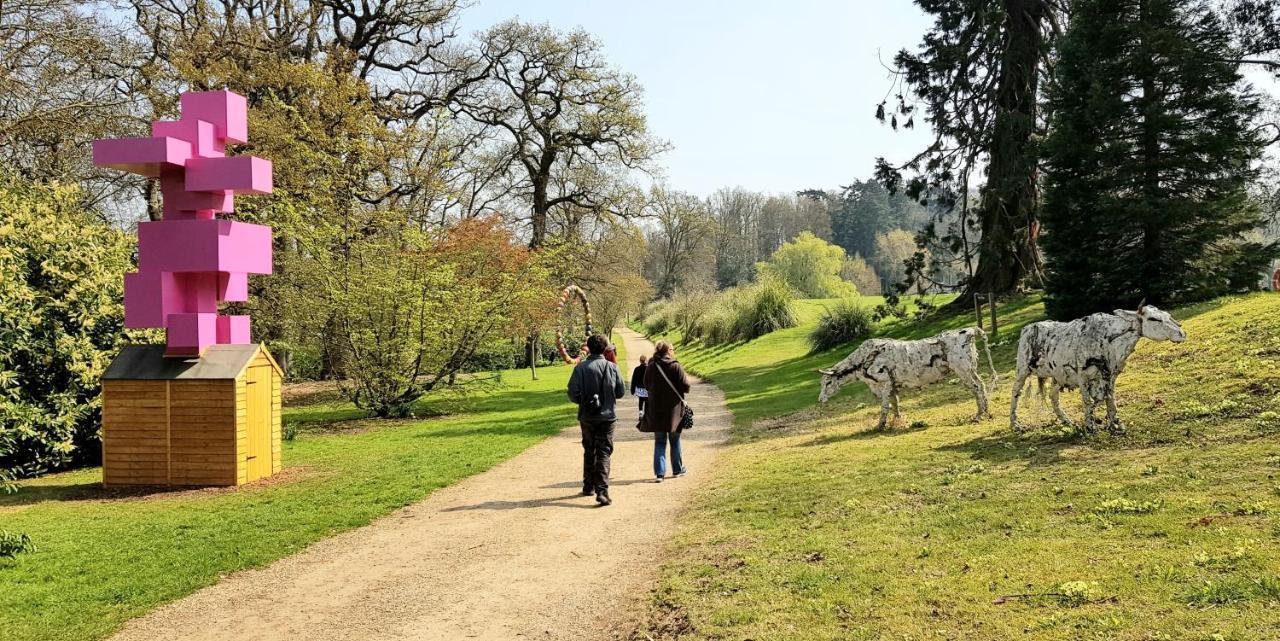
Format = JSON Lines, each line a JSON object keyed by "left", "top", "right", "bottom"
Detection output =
{"left": 976, "top": 327, "right": 999, "bottom": 387}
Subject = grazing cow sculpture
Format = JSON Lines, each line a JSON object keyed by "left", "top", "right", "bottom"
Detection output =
{"left": 1010, "top": 303, "right": 1186, "bottom": 432}
{"left": 818, "top": 328, "right": 996, "bottom": 430}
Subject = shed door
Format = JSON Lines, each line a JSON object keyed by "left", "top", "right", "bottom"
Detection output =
{"left": 245, "top": 365, "right": 273, "bottom": 482}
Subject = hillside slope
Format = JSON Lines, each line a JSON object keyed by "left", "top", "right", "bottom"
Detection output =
{"left": 637, "top": 293, "right": 1280, "bottom": 641}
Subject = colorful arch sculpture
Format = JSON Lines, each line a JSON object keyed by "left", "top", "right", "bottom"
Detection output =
{"left": 554, "top": 285, "right": 593, "bottom": 364}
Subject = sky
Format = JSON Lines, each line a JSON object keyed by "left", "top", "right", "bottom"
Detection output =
{"left": 455, "top": 1, "right": 937, "bottom": 198}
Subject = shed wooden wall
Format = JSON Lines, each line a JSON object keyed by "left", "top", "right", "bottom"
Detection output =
{"left": 101, "top": 380, "right": 169, "bottom": 485}
{"left": 169, "top": 380, "right": 238, "bottom": 486}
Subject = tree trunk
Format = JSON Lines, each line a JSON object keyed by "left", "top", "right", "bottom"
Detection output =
{"left": 949, "top": 0, "right": 1046, "bottom": 308}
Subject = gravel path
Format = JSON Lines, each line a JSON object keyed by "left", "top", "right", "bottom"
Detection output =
{"left": 110, "top": 328, "right": 730, "bottom": 641}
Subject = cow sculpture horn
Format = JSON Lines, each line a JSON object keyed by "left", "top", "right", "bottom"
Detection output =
{"left": 818, "top": 368, "right": 834, "bottom": 375}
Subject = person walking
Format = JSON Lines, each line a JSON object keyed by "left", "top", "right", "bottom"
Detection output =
{"left": 642, "top": 341, "right": 691, "bottom": 483}
{"left": 630, "top": 355, "right": 649, "bottom": 418}
{"left": 567, "top": 334, "right": 625, "bottom": 506}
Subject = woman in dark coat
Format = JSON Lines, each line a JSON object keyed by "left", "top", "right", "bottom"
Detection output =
{"left": 642, "top": 340, "right": 691, "bottom": 482}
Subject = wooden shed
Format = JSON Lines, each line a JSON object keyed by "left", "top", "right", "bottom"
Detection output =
{"left": 100, "top": 343, "right": 282, "bottom": 487}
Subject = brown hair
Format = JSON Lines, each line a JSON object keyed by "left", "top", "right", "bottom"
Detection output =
{"left": 653, "top": 340, "right": 673, "bottom": 357}
{"left": 638, "top": 354, "right": 648, "bottom": 363}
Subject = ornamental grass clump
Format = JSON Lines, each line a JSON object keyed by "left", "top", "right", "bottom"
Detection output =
{"left": 808, "top": 299, "right": 875, "bottom": 353}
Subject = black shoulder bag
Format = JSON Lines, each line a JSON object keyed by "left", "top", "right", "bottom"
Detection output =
{"left": 654, "top": 361, "right": 694, "bottom": 431}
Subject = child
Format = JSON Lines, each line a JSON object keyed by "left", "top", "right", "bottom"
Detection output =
{"left": 630, "top": 355, "right": 649, "bottom": 417}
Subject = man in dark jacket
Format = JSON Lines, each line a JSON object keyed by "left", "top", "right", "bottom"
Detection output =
{"left": 567, "top": 334, "right": 626, "bottom": 506}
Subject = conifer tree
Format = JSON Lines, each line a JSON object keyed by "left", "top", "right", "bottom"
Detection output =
{"left": 1041, "top": 0, "right": 1275, "bottom": 319}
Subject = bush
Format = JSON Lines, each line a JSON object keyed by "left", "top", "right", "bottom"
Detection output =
{"left": 0, "top": 531, "right": 36, "bottom": 559}
{"left": 0, "top": 174, "right": 136, "bottom": 477}
{"left": 808, "top": 299, "right": 875, "bottom": 352}
{"left": 691, "top": 278, "right": 797, "bottom": 346}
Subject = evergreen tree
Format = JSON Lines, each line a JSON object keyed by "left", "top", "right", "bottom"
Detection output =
{"left": 1041, "top": 0, "right": 1274, "bottom": 319}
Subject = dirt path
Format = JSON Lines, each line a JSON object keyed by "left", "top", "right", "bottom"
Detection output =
{"left": 111, "top": 328, "right": 729, "bottom": 641}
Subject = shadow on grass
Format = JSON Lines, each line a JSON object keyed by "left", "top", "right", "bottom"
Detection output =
{"left": 937, "top": 428, "right": 1090, "bottom": 466}
{"left": 799, "top": 422, "right": 931, "bottom": 447}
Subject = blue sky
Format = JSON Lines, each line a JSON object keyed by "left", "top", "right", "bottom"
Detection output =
{"left": 456, "top": 1, "right": 936, "bottom": 197}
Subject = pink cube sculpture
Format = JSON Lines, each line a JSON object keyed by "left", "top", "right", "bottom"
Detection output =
{"left": 94, "top": 90, "right": 274, "bottom": 357}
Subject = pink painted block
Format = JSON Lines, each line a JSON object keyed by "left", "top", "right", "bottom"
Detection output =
{"left": 123, "top": 271, "right": 180, "bottom": 328}
{"left": 166, "top": 312, "right": 217, "bottom": 357}
{"left": 160, "top": 176, "right": 233, "bottom": 217}
{"left": 95, "top": 89, "right": 272, "bottom": 358}
{"left": 92, "top": 137, "right": 192, "bottom": 178}
{"left": 216, "top": 315, "right": 251, "bottom": 344}
{"left": 218, "top": 272, "right": 249, "bottom": 302}
{"left": 138, "top": 220, "right": 273, "bottom": 274}
{"left": 180, "top": 91, "right": 248, "bottom": 144}
{"left": 153, "top": 119, "right": 224, "bottom": 158}
{"left": 185, "top": 156, "right": 273, "bottom": 194}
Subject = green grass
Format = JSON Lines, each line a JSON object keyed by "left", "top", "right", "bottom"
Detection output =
{"left": 638, "top": 293, "right": 1280, "bottom": 640}
{"left": 0, "top": 364, "right": 576, "bottom": 641}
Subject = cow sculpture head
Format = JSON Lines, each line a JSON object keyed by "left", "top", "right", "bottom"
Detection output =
{"left": 817, "top": 366, "right": 853, "bottom": 403}
{"left": 1115, "top": 303, "right": 1187, "bottom": 343}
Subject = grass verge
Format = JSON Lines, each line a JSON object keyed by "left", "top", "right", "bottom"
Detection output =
{"left": 637, "top": 293, "right": 1280, "bottom": 640}
{"left": 0, "top": 365, "right": 574, "bottom": 641}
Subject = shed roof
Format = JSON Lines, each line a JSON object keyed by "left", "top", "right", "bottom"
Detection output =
{"left": 103, "top": 344, "right": 281, "bottom": 380}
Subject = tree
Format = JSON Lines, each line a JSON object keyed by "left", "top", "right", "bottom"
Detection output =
{"left": 0, "top": 172, "right": 137, "bottom": 476}
{"left": 876, "top": 0, "right": 1066, "bottom": 304}
{"left": 0, "top": 1, "right": 140, "bottom": 211}
{"left": 321, "top": 217, "right": 558, "bottom": 417}
{"left": 456, "top": 21, "right": 666, "bottom": 248}
{"left": 644, "top": 186, "right": 715, "bottom": 298}
{"left": 813, "top": 180, "right": 929, "bottom": 261}
{"left": 1041, "top": 0, "right": 1275, "bottom": 319}
{"left": 757, "top": 231, "right": 857, "bottom": 299}
{"left": 757, "top": 194, "right": 832, "bottom": 257}
{"left": 841, "top": 255, "right": 882, "bottom": 295}
{"left": 709, "top": 187, "right": 764, "bottom": 288}
{"left": 874, "top": 229, "right": 920, "bottom": 293}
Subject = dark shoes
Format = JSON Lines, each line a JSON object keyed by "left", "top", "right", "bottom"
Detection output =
{"left": 655, "top": 476, "right": 664, "bottom": 483}
{"left": 595, "top": 490, "right": 612, "bottom": 507}
{"left": 582, "top": 482, "right": 594, "bottom": 496}
{"left": 674, "top": 469, "right": 688, "bottom": 478}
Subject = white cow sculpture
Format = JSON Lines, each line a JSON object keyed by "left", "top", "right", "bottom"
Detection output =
{"left": 1010, "top": 303, "right": 1186, "bottom": 432}
{"left": 818, "top": 328, "right": 996, "bottom": 430}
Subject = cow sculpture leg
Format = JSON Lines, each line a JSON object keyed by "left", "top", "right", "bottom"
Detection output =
{"left": 875, "top": 390, "right": 892, "bottom": 430}
{"left": 962, "top": 372, "right": 989, "bottom": 422}
{"left": 1009, "top": 371, "right": 1030, "bottom": 431}
{"left": 1048, "top": 384, "right": 1076, "bottom": 426}
{"left": 1080, "top": 389, "right": 1100, "bottom": 433}
{"left": 890, "top": 388, "right": 903, "bottom": 426}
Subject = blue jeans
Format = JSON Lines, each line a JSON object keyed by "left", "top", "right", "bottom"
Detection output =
{"left": 654, "top": 431, "right": 684, "bottom": 478}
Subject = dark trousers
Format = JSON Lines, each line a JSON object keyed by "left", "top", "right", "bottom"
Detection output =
{"left": 637, "top": 397, "right": 647, "bottom": 413}
{"left": 580, "top": 420, "right": 616, "bottom": 491}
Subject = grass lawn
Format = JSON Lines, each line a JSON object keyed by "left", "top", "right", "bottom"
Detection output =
{"left": 638, "top": 293, "right": 1280, "bottom": 640}
{"left": 0, "top": 364, "right": 575, "bottom": 641}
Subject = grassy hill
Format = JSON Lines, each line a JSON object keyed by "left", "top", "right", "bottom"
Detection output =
{"left": 637, "top": 293, "right": 1280, "bottom": 641}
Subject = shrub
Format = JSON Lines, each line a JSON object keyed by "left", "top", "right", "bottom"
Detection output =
{"left": 808, "top": 299, "right": 875, "bottom": 352}
{"left": 0, "top": 174, "right": 136, "bottom": 476}
{"left": 0, "top": 531, "right": 36, "bottom": 559}
{"left": 690, "top": 277, "right": 796, "bottom": 346}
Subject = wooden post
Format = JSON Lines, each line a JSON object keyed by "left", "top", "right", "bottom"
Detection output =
{"left": 528, "top": 334, "right": 538, "bottom": 380}
{"left": 988, "top": 292, "right": 999, "bottom": 338}
{"left": 974, "top": 294, "right": 985, "bottom": 331}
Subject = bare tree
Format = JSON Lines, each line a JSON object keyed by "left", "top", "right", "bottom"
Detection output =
{"left": 454, "top": 20, "right": 667, "bottom": 248}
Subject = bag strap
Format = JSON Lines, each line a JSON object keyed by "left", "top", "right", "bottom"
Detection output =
{"left": 653, "top": 359, "right": 688, "bottom": 406}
